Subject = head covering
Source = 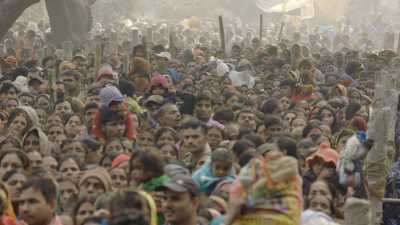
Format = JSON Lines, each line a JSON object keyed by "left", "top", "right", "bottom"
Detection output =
{"left": 161, "top": 175, "right": 199, "bottom": 196}
{"left": 79, "top": 167, "right": 112, "bottom": 192}
{"left": 12, "top": 76, "right": 28, "bottom": 92}
{"left": 155, "top": 52, "right": 171, "bottom": 61}
{"left": 4, "top": 56, "right": 17, "bottom": 66}
{"left": 59, "top": 61, "right": 76, "bottom": 72}
{"left": 111, "top": 154, "right": 130, "bottom": 169}
{"left": 144, "top": 95, "right": 164, "bottom": 105}
{"left": 164, "top": 164, "right": 190, "bottom": 177}
{"left": 150, "top": 75, "right": 168, "bottom": 88}
{"left": 23, "top": 127, "right": 50, "bottom": 155}
{"left": 97, "top": 65, "right": 116, "bottom": 81}
{"left": 17, "top": 106, "right": 40, "bottom": 127}
{"left": 99, "top": 86, "right": 124, "bottom": 107}
{"left": 306, "top": 142, "right": 339, "bottom": 168}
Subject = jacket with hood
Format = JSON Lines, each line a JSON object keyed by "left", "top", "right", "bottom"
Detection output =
{"left": 22, "top": 127, "right": 50, "bottom": 155}
{"left": 192, "top": 160, "right": 236, "bottom": 195}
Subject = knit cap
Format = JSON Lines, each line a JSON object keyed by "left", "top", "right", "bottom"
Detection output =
{"left": 99, "top": 85, "right": 124, "bottom": 107}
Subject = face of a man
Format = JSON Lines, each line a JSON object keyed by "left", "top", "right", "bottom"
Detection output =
{"left": 104, "top": 120, "right": 126, "bottom": 139}
{"left": 181, "top": 127, "right": 206, "bottom": 155}
{"left": 195, "top": 100, "right": 212, "bottom": 122}
{"left": 79, "top": 177, "right": 105, "bottom": 198}
{"left": 162, "top": 190, "right": 198, "bottom": 225}
{"left": 237, "top": 112, "right": 257, "bottom": 131}
{"left": 19, "top": 187, "right": 55, "bottom": 225}
{"left": 159, "top": 104, "right": 181, "bottom": 129}
{"left": 62, "top": 76, "right": 78, "bottom": 93}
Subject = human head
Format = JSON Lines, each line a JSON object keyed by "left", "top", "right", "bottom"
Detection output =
{"left": 61, "top": 70, "right": 81, "bottom": 94}
{"left": 19, "top": 177, "right": 57, "bottom": 225}
{"left": 78, "top": 168, "right": 112, "bottom": 198}
{"left": 99, "top": 108, "right": 126, "bottom": 139}
{"left": 0, "top": 150, "right": 30, "bottom": 179}
{"left": 2, "top": 169, "right": 27, "bottom": 203}
{"left": 180, "top": 119, "right": 207, "bottom": 155}
{"left": 206, "top": 126, "right": 225, "bottom": 150}
{"left": 194, "top": 94, "right": 213, "bottom": 122}
{"left": 161, "top": 175, "right": 200, "bottom": 225}
{"left": 210, "top": 149, "right": 233, "bottom": 178}
{"left": 0, "top": 82, "right": 18, "bottom": 102}
{"left": 155, "top": 127, "right": 178, "bottom": 147}
{"left": 72, "top": 197, "right": 96, "bottom": 225}
{"left": 7, "top": 107, "right": 37, "bottom": 138}
{"left": 156, "top": 103, "right": 181, "bottom": 129}
{"left": 129, "top": 151, "right": 164, "bottom": 185}
{"left": 237, "top": 109, "right": 257, "bottom": 131}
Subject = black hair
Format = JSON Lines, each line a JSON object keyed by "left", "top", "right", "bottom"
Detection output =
{"left": 100, "top": 108, "right": 125, "bottom": 124}
{"left": 84, "top": 102, "right": 99, "bottom": 113}
{"left": 261, "top": 98, "right": 280, "bottom": 114}
{"left": 264, "top": 115, "right": 282, "bottom": 129}
{"left": 129, "top": 151, "right": 164, "bottom": 181}
{"left": 0, "top": 82, "right": 18, "bottom": 94}
{"left": 180, "top": 119, "right": 207, "bottom": 134}
{"left": 232, "top": 139, "right": 255, "bottom": 158}
{"left": 109, "top": 191, "right": 153, "bottom": 225}
{"left": 302, "top": 120, "right": 323, "bottom": 138}
{"left": 61, "top": 69, "right": 81, "bottom": 81}
{"left": 238, "top": 151, "right": 255, "bottom": 167}
{"left": 72, "top": 197, "right": 97, "bottom": 225}
{"left": 195, "top": 94, "right": 212, "bottom": 105}
{"left": 154, "top": 127, "right": 179, "bottom": 144}
{"left": 20, "top": 177, "right": 57, "bottom": 204}
{"left": 276, "top": 136, "right": 298, "bottom": 158}
{"left": 242, "top": 133, "right": 264, "bottom": 148}
{"left": 82, "top": 216, "right": 104, "bottom": 225}
{"left": 211, "top": 148, "right": 233, "bottom": 164}
{"left": 118, "top": 79, "right": 135, "bottom": 97}
{"left": 213, "top": 109, "right": 235, "bottom": 124}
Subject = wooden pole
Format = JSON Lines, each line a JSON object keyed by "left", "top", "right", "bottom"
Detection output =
{"left": 218, "top": 16, "right": 226, "bottom": 56}
{"left": 397, "top": 33, "right": 400, "bottom": 55}
{"left": 142, "top": 35, "right": 148, "bottom": 62}
{"left": 278, "top": 22, "right": 285, "bottom": 41}
{"left": 259, "top": 14, "right": 263, "bottom": 41}
{"left": 169, "top": 31, "right": 176, "bottom": 59}
{"left": 47, "top": 68, "right": 57, "bottom": 111}
{"left": 94, "top": 41, "right": 102, "bottom": 74}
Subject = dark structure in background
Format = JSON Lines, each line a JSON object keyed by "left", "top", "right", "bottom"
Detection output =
{"left": 0, "top": 0, "right": 95, "bottom": 46}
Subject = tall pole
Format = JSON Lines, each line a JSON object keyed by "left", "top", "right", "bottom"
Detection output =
{"left": 218, "top": 16, "right": 226, "bottom": 56}
{"left": 259, "top": 14, "right": 263, "bottom": 41}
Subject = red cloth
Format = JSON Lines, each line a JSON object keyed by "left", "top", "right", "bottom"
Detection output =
{"left": 112, "top": 154, "right": 130, "bottom": 169}
{"left": 2, "top": 216, "right": 19, "bottom": 225}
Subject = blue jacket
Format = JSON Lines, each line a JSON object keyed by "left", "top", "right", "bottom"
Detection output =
{"left": 192, "top": 160, "right": 235, "bottom": 195}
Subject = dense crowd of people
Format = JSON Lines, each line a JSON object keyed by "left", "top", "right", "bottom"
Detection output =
{"left": 0, "top": 14, "right": 399, "bottom": 225}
